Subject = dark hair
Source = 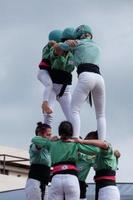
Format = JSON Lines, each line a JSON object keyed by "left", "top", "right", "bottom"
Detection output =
{"left": 84, "top": 130, "right": 98, "bottom": 140}
{"left": 35, "top": 122, "right": 51, "bottom": 136}
{"left": 77, "top": 33, "right": 93, "bottom": 40}
{"left": 58, "top": 121, "right": 73, "bottom": 139}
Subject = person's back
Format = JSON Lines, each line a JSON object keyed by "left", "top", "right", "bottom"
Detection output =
{"left": 77, "top": 153, "right": 95, "bottom": 200}
{"left": 94, "top": 146, "right": 120, "bottom": 200}
{"left": 55, "top": 25, "right": 106, "bottom": 140}
{"left": 85, "top": 131, "right": 120, "bottom": 200}
{"left": 73, "top": 38, "right": 101, "bottom": 67}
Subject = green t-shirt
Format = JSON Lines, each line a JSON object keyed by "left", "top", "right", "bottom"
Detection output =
{"left": 50, "top": 49, "right": 75, "bottom": 73}
{"left": 77, "top": 153, "right": 96, "bottom": 181}
{"left": 29, "top": 143, "right": 51, "bottom": 167}
{"left": 42, "top": 44, "right": 51, "bottom": 60}
{"left": 60, "top": 38, "right": 101, "bottom": 67}
{"left": 94, "top": 144, "right": 118, "bottom": 171}
{"left": 31, "top": 136, "right": 100, "bottom": 166}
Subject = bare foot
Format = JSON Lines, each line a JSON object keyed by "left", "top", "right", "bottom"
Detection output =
{"left": 41, "top": 101, "right": 53, "bottom": 114}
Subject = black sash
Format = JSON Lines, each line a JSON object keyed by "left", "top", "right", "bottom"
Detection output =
{"left": 77, "top": 63, "right": 101, "bottom": 76}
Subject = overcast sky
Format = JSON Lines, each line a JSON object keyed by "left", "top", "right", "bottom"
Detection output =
{"left": 0, "top": 0, "right": 133, "bottom": 182}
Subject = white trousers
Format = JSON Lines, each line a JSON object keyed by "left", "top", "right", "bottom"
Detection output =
{"left": 49, "top": 174, "right": 80, "bottom": 200}
{"left": 37, "top": 70, "right": 72, "bottom": 126}
{"left": 98, "top": 186, "right": 120, "bottom": 200}
{"left": 25, "top": 178, "right": 48, "bottom": 200}
{"left": 43, "top": 84, "right": 72, "bottom": 126}
{"left": 37, "top": 69, "right": 53, "bottom": 101}
{"left": 71, "top": 72, "right": 106, "bottom": 139}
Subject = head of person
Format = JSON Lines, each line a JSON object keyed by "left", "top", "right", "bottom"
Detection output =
{"left": 48, "top": 29, "right": 63, "bottom": 42}
{"left": 74, "top": 24, "right": 93, "bottom": 40}
{"left": 58, "top": 121, "right": 73, "bottom": 140}
{"left": 84, "top": 130, "right": 98, "bottom": 140}
{"left": 61, "top": 27, "right": 75, "bottom": 42}
{"left": 35, "top": 122, "right": 52, "bottom": 139}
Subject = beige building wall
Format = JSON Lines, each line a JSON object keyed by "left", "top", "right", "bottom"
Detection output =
{"left": 0, "top": 145, "right": 30, "bottom": 191}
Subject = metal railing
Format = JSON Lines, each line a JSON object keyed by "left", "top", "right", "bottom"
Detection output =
{"left": 0, "top": 154, "right": 29, "bottom": 174}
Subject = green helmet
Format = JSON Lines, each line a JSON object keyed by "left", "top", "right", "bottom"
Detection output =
{"left": 61, "top": 27, "right": 75, "bottom": 41}
{"left": 74, "top": 25, "right": 93, "bottom": 39}
{"left": 48, "top": 29, "right": 63, "bottom": 42}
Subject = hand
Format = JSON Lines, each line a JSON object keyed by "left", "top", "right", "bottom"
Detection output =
{"left": 50, "top": 136, "right": 59, "bottom": 141}
{"left": 53, "top": 44, "right": 64, "bottom": 56}
{"left": 49, "top": 40, "right": 56, "bottom": 46}
{"left": 114, "top": 150, "right": 121, "bottom": 158}
{"left": 66, "top": 40, "right": 77, "bottom": 47}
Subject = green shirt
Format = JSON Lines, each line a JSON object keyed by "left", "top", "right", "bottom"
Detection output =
{"left": 42, "top": 44, "right": 51, "bottom": 60}
{"left": 60, "top": 38, "right": 101, "bottom": 67}
{"left": 77, "top": 153, "right": 95, "bottom": 181}
{"left": 94, "top": 144, "right": 118, "bottom": 171}
{"left": 50, "top": 49, "right": 75, "bottom": 73}
{"left": 31, "top": 136, "right": 100, "bottom": 166}
{"left": 29, "top": 143, "right": 51, "bottom": 167}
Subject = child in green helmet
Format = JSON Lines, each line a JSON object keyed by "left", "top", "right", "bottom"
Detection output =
{"left": 42, "top": 27, "right": 75, "bottom": 127}
{"left": 37, "top": 29, "right": 62, "bottom": 116}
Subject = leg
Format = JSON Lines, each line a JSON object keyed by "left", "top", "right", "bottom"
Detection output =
{"left": 43, "top": 89, "right": 56, "bottom": 126}
{"left": 79, "top": 181, "right": 88, "bottom": 200}
{"left": 37, "top": 70, "right": 53, "bottom": 114}
{"left": 64, "top": 174, "right": 80, "bottom": 200}
{"left": 98, "top": 186, "right": 120, "bottom": 200}
{"left": 92, "top": 75, "right": 106, "bottom": 140}
{"left": 25, "top": 178, "right": 41, "bottom": 200}
{"left": 44, "top": 185, "right": 48, "bottom": 200}
{"left": 48, "top": 175, "right": 64, "bottom": 200}
{"left": 57, "top": 85, "right": 72, "bottom": 121}
{"left": 71, "top": 73, "right": 91, "bottom": 137}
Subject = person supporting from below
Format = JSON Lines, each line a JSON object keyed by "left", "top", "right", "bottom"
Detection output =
{"left": 54, "top": 24, "right": 106, "bottom": 140}
{"left": 76, "top": 135, "right": 96, "bottom": 200}
{"left": 77, "top": 152, "right": 95, "bottom": 200}
{"left": 37, "top": 29, "right": 62, "bottom": 115}
{"left": 85, "top": 130, "right": 120, "bottom": 200}
{"left": 25, "top": 122, "right": 52, "bottom": 200}
{"left": 31, "top": 121, "right": 108, "bottom": 200}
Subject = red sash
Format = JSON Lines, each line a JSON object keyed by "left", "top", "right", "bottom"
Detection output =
{"left": 39, "top": 60, "right": 49, "bottom": 69}
{"left": 52, "top": 164, "right": 77, "bottom": 173}
{"left": 94, "top": 175, "right": 116, "bottom": 181}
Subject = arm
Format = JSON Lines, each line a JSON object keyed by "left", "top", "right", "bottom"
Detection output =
{"left": 31, "top": 136, "right": 50, "bottom": 149}
{"left": 30, "top": 143, "right": 42, "bottom": 152}
{"left": 53, "top": 40, "right": 77, "bottom": 53}
{"left": 78, "top": 143, "right": 100, "bottom": 156}
{"left": 74, "top": 138, "right": 108, "bottom": 149}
